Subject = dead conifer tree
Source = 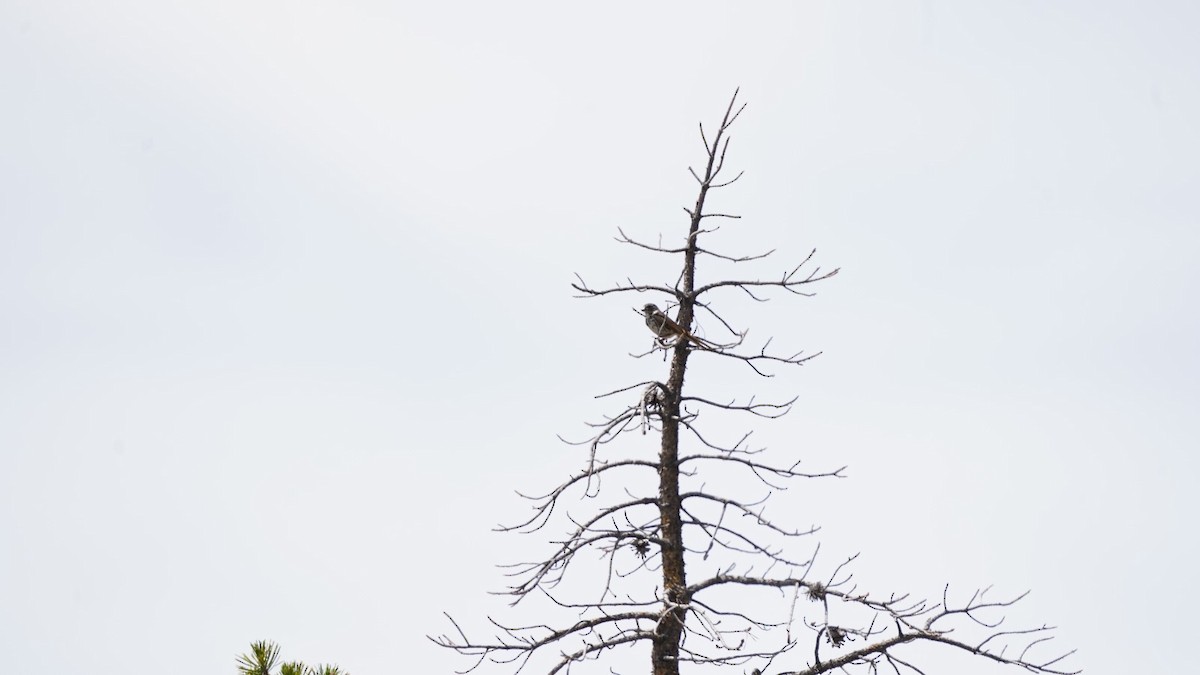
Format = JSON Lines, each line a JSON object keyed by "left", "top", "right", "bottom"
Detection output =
{"left": 433, "top": 92, "right": 1077, "bottom": 675}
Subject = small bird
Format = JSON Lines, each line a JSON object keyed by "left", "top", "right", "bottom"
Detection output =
{"left": 642, "top": 303, "right": 717, "bottom": 350}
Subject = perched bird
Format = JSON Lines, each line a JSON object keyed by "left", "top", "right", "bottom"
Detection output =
{"left": 642, "top": 303, "right": 717, "bottom": 350}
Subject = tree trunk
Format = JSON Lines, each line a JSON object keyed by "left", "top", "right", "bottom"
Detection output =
{"left": 652, "top": 343, "right": 690, "bottom": 675}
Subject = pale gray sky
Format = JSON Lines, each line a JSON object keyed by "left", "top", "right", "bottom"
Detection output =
{"left": 1, "top": 2, "right": 1196, "bottom": 673}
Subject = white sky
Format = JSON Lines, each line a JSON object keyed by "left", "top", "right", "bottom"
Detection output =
{"left": 1, "top": 1, "right": 1197, "bottom": 673}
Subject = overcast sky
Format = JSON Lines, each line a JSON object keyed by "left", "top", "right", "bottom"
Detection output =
{"left": 2, "top": 2, "right": 1197, "bottom": 674}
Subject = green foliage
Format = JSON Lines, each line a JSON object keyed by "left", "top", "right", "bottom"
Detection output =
{"left": 236, "top": 641, "right": 280, "bottom": 675}
{"left": 236, "top": 641, "right": 346, "bottom": 675}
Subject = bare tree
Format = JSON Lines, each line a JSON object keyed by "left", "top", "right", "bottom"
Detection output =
{"left": 433, "top": 92, "right": 1077, "bottom": 675}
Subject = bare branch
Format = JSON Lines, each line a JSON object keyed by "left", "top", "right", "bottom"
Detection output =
{"left": 571, "top": 272, "right": 680, "bottom": 300}
{"left": 693, "top": 250, "right": 841, "bottom": 298}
